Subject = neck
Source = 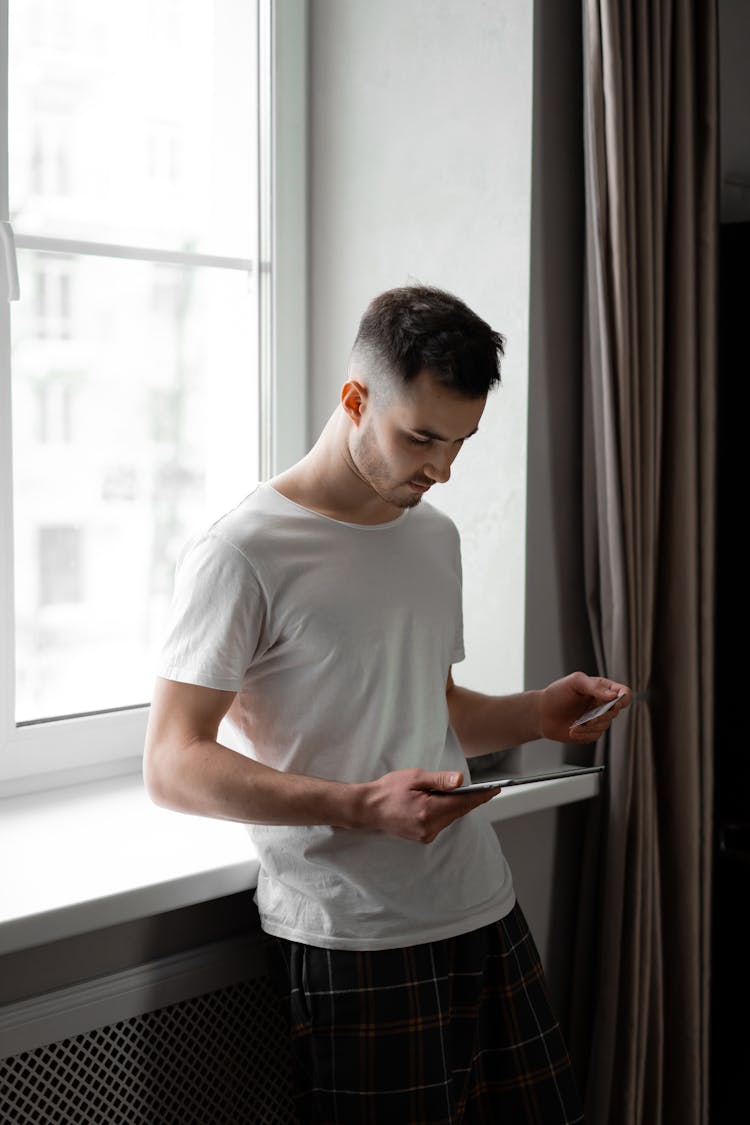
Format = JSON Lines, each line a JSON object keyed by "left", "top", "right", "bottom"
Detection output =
{"left": 270, "top": 409, "right": 402, "bottom": 525}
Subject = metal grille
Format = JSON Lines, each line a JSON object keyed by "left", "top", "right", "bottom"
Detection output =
{"left": 0, "top": 977, "right": 297, "bottom": 1124}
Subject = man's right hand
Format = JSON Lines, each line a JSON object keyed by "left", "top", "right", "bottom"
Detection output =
{"left": 357, "top": 768, "right": 496, "bottom": 844}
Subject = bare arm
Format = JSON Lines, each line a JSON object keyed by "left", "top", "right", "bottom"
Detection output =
{"left": 143, "top": 676, "right": 495, "bottom": 843}
{"left": 446, "top": 669, "right": 631, "bottom": 757}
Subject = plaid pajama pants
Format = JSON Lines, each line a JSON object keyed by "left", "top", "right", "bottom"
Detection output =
{"left": 266, "top": 901, "right": 585, "bottom": 1125}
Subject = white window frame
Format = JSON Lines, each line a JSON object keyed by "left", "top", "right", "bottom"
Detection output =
{"left": 0, "top": 0, "right": 307, "bottom": 797}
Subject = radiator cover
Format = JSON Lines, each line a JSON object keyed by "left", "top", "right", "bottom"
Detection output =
{"left": 0, "top": 976, "right": 296, "bottom": 1124}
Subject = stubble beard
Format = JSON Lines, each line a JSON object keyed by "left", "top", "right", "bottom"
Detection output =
{"left": 351, "top": 429, "right": 423, "bottom": 510}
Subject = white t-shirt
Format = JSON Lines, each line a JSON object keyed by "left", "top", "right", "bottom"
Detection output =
{"left": 158, "top": 482, "right": 515, "bottom": 949}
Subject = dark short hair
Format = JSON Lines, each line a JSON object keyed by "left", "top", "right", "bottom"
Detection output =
{"left": 350, "top": 284, "right": 505, "bottom": 399}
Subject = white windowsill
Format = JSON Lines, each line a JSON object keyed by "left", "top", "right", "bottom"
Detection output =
{"left": 0, "top": 768, "right": 602, "bottom": 957}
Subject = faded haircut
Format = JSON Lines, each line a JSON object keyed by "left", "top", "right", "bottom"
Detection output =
{"left": 348, "top": 284, "right": 505, "bottom": 404}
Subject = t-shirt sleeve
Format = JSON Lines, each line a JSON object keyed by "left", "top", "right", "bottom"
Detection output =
{"left": 157, "top": 532, "right": 267, "bottom": 692}
{"left": 452, "top": 525, "right": 465, "bottom": 664}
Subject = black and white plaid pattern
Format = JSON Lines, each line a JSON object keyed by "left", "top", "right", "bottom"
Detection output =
{"left": 266, "top": 902, "right": 584, "bottom": 1124}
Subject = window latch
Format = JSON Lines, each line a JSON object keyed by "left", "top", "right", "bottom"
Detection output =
{"left": 0, "top": 221, "right": 20, "bottom": 301}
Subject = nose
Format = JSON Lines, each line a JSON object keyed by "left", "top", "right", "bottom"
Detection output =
{"left": 424, "top": 454, "right": 452, "bottom": 484}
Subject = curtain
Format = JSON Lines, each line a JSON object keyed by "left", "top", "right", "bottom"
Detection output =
{"left": 571, "top": 2, "right": 718, "bottom": 1123}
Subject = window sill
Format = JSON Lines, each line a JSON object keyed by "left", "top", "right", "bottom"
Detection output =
{"left": 0, "top": 767, "right": 601, "bottom": 957}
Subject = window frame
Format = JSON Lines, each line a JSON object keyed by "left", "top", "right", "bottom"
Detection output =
{"left": 0, "top": 0, "right": 308, "bottom": 797}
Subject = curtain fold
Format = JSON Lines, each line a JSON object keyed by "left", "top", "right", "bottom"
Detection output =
{"left": 572, "top": 1, "right": 718, "bottom": 1122}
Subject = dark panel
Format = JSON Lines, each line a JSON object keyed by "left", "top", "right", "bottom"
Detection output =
{"left": 710, "top": 220, "right": 750, "bottom": 1122}
{"left": 0, "top": 893, "right": 261, "bottom": 1006}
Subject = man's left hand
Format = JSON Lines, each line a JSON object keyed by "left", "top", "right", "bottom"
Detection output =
{"left": 540, "top": 672, "right": 631, "bottom": 743}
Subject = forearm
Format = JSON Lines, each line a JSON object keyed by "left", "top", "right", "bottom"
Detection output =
{"left": 144, "top": 734, "right": 366, "bottom": 828}
{"left": 143, "top": 734, "right": 495, "bottom": 843}
{"left": 143, "top": 677, "right": 500, "bottom": 842}
{"left": 446, "top": 683, "right": 544, "bottom": 757}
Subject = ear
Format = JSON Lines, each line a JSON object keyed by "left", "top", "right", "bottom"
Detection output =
{"left": 340, "top": 379, "right": 369, "bottom": 426}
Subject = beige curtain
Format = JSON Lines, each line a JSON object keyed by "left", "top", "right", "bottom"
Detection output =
{"left": 571, "top": 1, "right": 718, "bottom": 1123}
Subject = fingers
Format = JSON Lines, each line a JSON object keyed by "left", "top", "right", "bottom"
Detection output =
{"left": 600, "top": 679, "right": 631, "bottom": 707}
{"left": 575, "top": 673, "right": 630, "bottom": 705}
{"left": 417, "top": 772, "right": 495, "bottom": 805}
{"left": 568, "top": 695, "right": 628, "bottom": 740}
{"left": 417, "top": 788, "right": 494, "bottom": 843}
{"left": 424, "top": 771, "right": 464, "bottom": 793}
{"left": 367, "top": 768, "right": 492, "bottom": 844}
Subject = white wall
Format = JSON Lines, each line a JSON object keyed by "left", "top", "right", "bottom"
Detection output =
{"left": 307, "top": 0, "right": 593, "bottom": 1003}
{"left": 308, "top": 0, "right": 534, "bottom": 697}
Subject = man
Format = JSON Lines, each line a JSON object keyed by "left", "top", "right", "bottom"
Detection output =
{"left": 144, "top": 284, "right": 629, "bottom": 1124}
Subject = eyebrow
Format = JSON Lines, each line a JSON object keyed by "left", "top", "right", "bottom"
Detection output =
{"left": 411, "top": 426, "right": 480, "bottom": 443}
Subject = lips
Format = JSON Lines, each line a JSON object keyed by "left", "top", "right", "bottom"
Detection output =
{"left": 409, "top": 480, "right": 431, "bottom": 492}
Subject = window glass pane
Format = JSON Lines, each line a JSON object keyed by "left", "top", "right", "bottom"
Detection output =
{"left": 38, "top": 526, "right": 83, "bottom": 606}
{"left": 9, "top": 0, "right": 257, "bottom": 258}
{"left": 11, "top": 251, "right": 259, "bottom": 722}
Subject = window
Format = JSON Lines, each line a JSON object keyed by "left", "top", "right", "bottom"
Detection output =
{"left": 0, "top": 0, "right": 307, "bottom": 793}
{"left": 37, "top": 525, "right": 83, "bottom": 607}
{"left": 31, "top": 255, "right": 72, "bottom": 339}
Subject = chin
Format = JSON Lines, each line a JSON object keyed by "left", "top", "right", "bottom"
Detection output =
{"left": 391, "top": 491, "right": 423, "bottom": 510}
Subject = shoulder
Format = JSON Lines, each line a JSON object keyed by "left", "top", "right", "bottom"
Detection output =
{"left": 403, "top": 502, "right": 463, "bottom": 570}
{"left": 174, "top": 481, "right": 319, "bottom": 596}
{"left": 173, "top": 486, "right": 275, "bottom": 584}
{"left": 412, "top": 500, "right": 461, "bottom": 541}
{"left": 196, "top": 482, "right": 290, "bottom": 560}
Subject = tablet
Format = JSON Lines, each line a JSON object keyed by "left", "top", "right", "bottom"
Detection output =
{"left": 429, "top": 763, "right": 605, "bottom": 794}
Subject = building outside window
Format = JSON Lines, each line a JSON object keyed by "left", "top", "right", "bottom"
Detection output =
{"left": 0, "top": 0, "right": 306, "bottom": 790}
